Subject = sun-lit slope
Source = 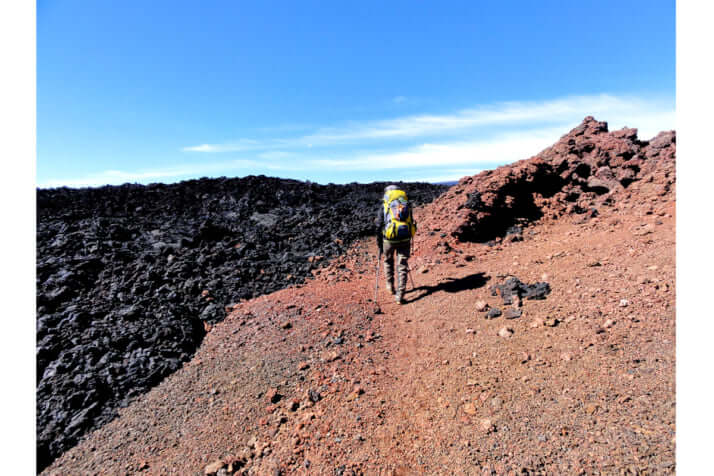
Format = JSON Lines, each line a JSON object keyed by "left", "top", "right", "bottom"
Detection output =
{"left": 44, "top": 117, "right": 675, "bottom": 475}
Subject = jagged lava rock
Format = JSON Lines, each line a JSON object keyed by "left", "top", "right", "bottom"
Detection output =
{"left": 35, "top": 175, "right": 447, "bottom": 471}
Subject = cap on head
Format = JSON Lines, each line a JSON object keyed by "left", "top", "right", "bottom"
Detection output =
{"left": 384, "top": 184, "right": 399, "bottom": 193}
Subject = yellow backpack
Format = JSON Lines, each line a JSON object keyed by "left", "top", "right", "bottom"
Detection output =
{"left": 382, "top": 189, "right": 417, "bottom": 242}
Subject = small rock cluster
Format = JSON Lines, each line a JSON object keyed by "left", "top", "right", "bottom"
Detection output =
{"left": 490, "top": 276, "right": 551, "bottom": 304}
{"left": 478, "top": 278, "right": 551, "bottom": 333}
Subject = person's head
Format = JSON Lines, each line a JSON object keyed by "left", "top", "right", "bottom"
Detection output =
{"left": 384, "top": 184, "right": 399, "bottom": 194}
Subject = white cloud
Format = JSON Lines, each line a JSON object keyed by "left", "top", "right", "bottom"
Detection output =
{"left": 303, "top": 94, "right": 673, "bottom": 144}
{"left": 605, "top": 110, "right": 676, "bottom": 140}
{"left": 182, "top": 93, "right": 674, "bottom": 152}
{"left": 43, "top": 93, "right": 675, "bottom": 188}
{"left": 307, "top": 126, "right": 567, "bottom": 171}
{"left": 181, "top": 139, "right": 261, "bottom": 153}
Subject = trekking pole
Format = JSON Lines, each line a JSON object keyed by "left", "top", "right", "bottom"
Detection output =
{"left": 373, "top": 248, "right": 383, "bottom": 314}
{"left": 407, "top": 265, "right": 416, "bottom": 291}
{"left": 408, "top": 238, "right": 416, "bottom": 290}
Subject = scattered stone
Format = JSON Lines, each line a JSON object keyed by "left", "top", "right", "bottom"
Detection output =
{"left": 486, "top": 308, "right": 502, "bottom": 319}
{"left": 529, "top": 318, "right": 544, "bottom": 328}
{"left": 475, "top": 300, "right": 489, "bottom": 312}
{"left": 503, "top": 308, "right": 522, "bottom": 319}
{"left": 603, "top": 319, "right": 616, "bottom": 329}
{"left": 281, "top": 321, "right": 292, "bottom": 329}
{"left": 308, "top": 389, "right": 321, "bottom": 403}
{"left": 619, "top": 299, "right": 629, "bottom": 307}
{"left": 587, "top": 260, "right": 602, "bottom": 267}
{"left": 544, "top": 318, "right": 559, "bottom": 327}
{"left": 635, "top": 224, "right": 655, "bottom": 236}
{"left": 205, "top": 460, "right": 225, "bottom": 475}
{"left": 498, "top": 327, "right": 514, "bottom": 338}
{"left": 298, "top": 362, "right": 309, "bottom": 371}
{"left": 266, "top": 388, "right": 282, "bottom": 404}
{"left": 480, "top": 418, "right": 495, "bottom": 433}
{"left": 463, "top": 403, "right": 477, "bottom": 415}
{"left": 561, "top": 352, "right": 573, "bottom": 361}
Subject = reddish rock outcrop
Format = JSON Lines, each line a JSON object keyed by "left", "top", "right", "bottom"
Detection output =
{"left": 415, "top": 116, "right": 675, "bottom": 247}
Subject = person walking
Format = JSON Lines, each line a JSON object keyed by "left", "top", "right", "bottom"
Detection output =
{"left": 376, "top": 184, "right": 417, "bottom": 304}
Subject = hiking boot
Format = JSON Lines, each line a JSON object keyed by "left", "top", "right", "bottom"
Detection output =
{"left": 395, "top": 294, "right": 404, "bottom": 305}
{"left": 386, "top": 283, "right": 395, "bottom": 295}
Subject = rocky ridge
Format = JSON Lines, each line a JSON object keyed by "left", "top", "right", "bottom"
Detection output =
{"left": 412, "top": 116, "right": 675, "bottom": 249}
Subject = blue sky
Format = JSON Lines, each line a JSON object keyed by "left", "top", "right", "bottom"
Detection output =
{"left": 37, "top": 0, "right": 675, "bottom": 187}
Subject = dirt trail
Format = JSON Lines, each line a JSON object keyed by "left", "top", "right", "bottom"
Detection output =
{"left": 44, "top": 188, "right": 675, "bottom": 475}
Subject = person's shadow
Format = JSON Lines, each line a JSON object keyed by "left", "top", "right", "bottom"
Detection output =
{"left": 404, "top": 271, "right": 490, "bottom": 304}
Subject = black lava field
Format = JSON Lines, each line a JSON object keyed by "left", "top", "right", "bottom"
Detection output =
{"left": 36, "top": 175, "right": 448, "bottom": 470}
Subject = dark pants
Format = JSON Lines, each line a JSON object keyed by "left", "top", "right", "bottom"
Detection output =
{"left": 383, "top": 240, "right": 410, "bottom": 296}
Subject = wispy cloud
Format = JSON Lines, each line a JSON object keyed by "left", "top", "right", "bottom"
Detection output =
{"left": 43, "top": 93, "right": 675, "bottom": 187}
{"left": 307, "top": 126, "right": 565, "bottom": 171}
{"left": 182, "top": 139, "right": 262, "bottom": 153}
{"left": 182, "top": 94, "right": 673, "bottom": 154}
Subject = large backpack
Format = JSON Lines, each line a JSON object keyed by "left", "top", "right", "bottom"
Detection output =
{"left": 382, "top": 189, "right": 417, "bottom": 242}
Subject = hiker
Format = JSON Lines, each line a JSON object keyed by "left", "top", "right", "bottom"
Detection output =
{"left": 376, "top": 184, "right": 417, "bottom": 304}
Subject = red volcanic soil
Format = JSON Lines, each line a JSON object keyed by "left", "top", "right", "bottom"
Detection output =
{"left": 44, "top": 118, "right": 676, "bottom": 475}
